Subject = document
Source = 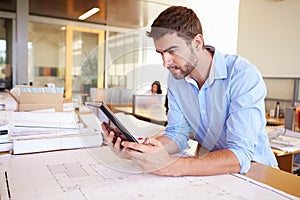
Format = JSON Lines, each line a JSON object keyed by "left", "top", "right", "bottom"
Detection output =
{"left": 13, "top": 111, "right": 80, "bottom": 129}
{"left": 115, "top": 112, "right": 165, "bottom": 142}
{"left": 10, "top": 112, "right": 103, "bottom": 154}
{"left": 268, "top": 128, "right": 300, "bottom": 152}
{"left": 0, "top": 147, "right": 297, "bottom": 200}
{"left": 11, "top": 128, "right": 102, "bottom": 154}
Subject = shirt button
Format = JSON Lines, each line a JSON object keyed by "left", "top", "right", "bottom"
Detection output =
{"left": 202, "top": 110, "right": 205, "bottom": 113}
{"left": 207, "top": 128, "right": 210, "bottom": 132}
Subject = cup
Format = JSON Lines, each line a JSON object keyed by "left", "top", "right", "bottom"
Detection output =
{"left": 269, "top": 109, "right": 275, "bottom": 117}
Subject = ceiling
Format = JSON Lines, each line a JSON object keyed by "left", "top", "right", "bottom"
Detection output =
{"left": 0, "top": 0, "right": 197, "bottom": 29}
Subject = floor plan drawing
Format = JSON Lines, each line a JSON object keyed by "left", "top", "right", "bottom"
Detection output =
{"left": 0, "top": 147, "right": 296, "bottom": 200}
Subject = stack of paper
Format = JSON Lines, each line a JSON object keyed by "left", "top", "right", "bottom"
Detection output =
{"left": 12, "top": 111, "right": 80, "bottom": 129}
{"left": 271, "top": 135, "right": 300, "bottom": 146}
{"left": 0, "top": 125, "right": 12, "bottom": 152}
{"left": 10, "top": 111, "right": 102, "bottom": 154}
{"left": 269, "top": 129, "right": 300, "bottom": 152}
{"left": 0, "top": 112, "right": 13, "bottom": 152}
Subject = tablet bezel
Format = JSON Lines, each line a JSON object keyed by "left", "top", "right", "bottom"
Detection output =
{"left": 86, "top": 101, "right": 138, "bottom": 143}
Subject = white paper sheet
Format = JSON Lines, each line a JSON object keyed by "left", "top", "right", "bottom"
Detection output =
{"left": 0, "top": 147, "right": 297, "bottom": 200}
{"left": 268, "top": 127, "right": 300, "bottom": 152}
{"left": 13, "top": 111, "right": 80, "bottom": 129}
{"left": 115, "top": 112, "right": 165, "bottom": 141}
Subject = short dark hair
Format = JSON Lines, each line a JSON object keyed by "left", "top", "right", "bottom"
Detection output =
{"left": 147, "top": 6, "right": 203, "bottom": 43}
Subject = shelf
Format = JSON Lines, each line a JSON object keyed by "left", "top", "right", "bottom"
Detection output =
{"left": 265, "top": 98, "right": 293, "bottom": 103}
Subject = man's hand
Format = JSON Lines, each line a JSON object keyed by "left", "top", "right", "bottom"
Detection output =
{"left": 122, "top": 137, "right": 177, "bottom": 175}
{"left": 102, "top": 124, "right": 178, "bottom": 175}
{"left": 101, "top": 123, "right": 131, "bottom": 159}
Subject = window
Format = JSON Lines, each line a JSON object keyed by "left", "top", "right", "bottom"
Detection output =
{"left": 28, "top": 22, "right": 66, "bottom": 88}
{"left": 0, "top": 18, "right": 13, "bottom": 89}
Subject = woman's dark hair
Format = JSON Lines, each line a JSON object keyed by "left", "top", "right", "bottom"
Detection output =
{"left": 152, "top": 81, "right": 162, "bottom": 94}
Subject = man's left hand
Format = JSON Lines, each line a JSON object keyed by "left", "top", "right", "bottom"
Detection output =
{"left": 121, "top": 138, "right": 177, "bottom": 175}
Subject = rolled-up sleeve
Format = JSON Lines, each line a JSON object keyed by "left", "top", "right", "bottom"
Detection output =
{"left": 226, "top": 64, "right": 267, "bottom": 174}
{"left": 163, "top": 89, "right": 191, "bottom": 151}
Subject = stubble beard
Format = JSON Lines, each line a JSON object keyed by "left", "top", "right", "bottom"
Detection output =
{"left": 168, "top": 63, "right": 195, "bottom": 79}
{"left": 168, "top": 53, "right": 198, "bottom": 80}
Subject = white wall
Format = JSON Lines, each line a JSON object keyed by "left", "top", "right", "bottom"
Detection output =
{"left": 133, "top": 0, "right": 240, "bottom": 93}
{"left": 191, "top": 0, "right": 240, "bottom": 54}
{"left": 107, "top": 0, "right": 239, "bottom": 93}
{"left": 237, "top": 0, "right": 300, "bottom": 77}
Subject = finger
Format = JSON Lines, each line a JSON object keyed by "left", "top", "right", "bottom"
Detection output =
{"left": 101, "top": 124, "right": 110, "bottom": 137}
{"left": 143, "top": 138, "right": 162, "bottom": 147}
{"left": 113, "top": 137, "right": 122, "bottom": 152}
{"left": 143, "top": 137, "right": 151, "bottom": 145}
{"left": 126, "top": 148, "right": 144, "bottom": 159}
{"left": 102, "top": 130, "right": 116, "bottom": 148}
{"left": 122, "top": 141, "right": 153, "bottom": 153}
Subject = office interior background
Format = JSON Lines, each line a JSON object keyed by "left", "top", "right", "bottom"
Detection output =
{"left": 0, "top": 0, "right": 299, "bottom": 114}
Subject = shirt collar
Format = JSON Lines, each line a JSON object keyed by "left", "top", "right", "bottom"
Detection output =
{"left": 206, "top": 46, "right": 228, "bottom": 86}
{"left": 184, "top": 46, "right": 228, "bottom": 88}
{"left": 185, "top": 75, "right": 198, "bottom": 88}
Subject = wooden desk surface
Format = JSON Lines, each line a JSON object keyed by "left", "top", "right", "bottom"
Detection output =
{"left": 272, "top": 148, "right": 300, "bottom": 157}
{"left": 266, "top": 117, "right": 285, "bottom": 126}
{"left": 246, "top": 162, "right": 300, "bottom": 197}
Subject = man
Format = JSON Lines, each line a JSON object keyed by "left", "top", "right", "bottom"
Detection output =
{"left": 102, "top": 6, "right": 277, "bottom": 176}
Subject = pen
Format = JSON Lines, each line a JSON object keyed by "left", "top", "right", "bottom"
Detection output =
{"left": 5, "top": 171, "right": 11, "bottom": 199}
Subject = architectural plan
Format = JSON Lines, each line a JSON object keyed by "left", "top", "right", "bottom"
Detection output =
{"left": 0, "top": 146, "right": 297, "bottom": 200}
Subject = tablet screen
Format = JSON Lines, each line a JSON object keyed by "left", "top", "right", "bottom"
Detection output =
{"left": 86, "top": 101, "right": 138, "bottom": 143}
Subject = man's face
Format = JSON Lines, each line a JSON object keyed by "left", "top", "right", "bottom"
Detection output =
{"left": 154, "top": 32, "right": 198, "bottom": 79}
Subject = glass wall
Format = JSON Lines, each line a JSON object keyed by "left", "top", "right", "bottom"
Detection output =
{"left": 28, "top": 22, "right": 66, "bottom": 88}
{"left": 70, "top": 30, "right": 100, "bottom": 103}
{"left": 28, "top": 22, "right": 105, "bottom": 102}
{"left": 0, "top": 18, "right": 13, "bottom": 90}
{"left": 106, "top": 31, "right": 139, "bottom": 89}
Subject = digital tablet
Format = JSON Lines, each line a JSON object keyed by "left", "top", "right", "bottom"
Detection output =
{"left": 86, "top": 101, "right": 139, "bottom": 143}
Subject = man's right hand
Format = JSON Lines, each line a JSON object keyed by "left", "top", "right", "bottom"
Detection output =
{"left": 101, "top": 123, "right": 131, "bottom": 159}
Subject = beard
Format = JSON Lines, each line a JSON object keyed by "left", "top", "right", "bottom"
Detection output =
{"left": 167, "top": 63, "right": 195, "bottom": 79}
{"left": 167, "top": 52, "right": 198, "bottom": 79}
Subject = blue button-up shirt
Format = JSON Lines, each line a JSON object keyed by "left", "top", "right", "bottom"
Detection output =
{"left": 164, "top": 47, "right": 278, "bottom": 173}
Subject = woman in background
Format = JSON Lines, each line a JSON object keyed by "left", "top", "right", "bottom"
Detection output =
{"left": 147, "top": 81, "right": 162, "bottom": 94}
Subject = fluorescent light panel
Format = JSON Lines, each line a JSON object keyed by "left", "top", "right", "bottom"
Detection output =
{"left": 79, "top": 7, "right": 100, "bottom": 20}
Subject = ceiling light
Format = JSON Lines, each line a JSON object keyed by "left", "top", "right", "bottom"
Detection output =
{"left": 78, "top": 7, "right": 100, "bottom": 20}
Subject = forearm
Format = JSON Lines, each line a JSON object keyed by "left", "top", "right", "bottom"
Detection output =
{"left": 157, "top": 135, "right": 179, "bottom": 154}
{"left": 155, "top": 149, "right": 241, "bottom": 176}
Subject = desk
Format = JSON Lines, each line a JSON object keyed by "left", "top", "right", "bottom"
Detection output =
{"left": 245, "top": 162, "right": 300, "bottom": 198}
{"left": 267, "top": 117, "right": 285, "bottom": 126}
{"left": 272, "top": 148, "right": 300, "bottom": 173}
